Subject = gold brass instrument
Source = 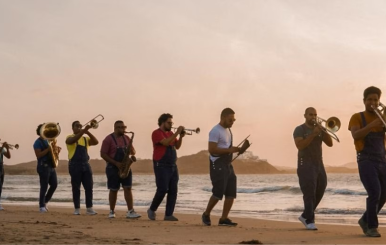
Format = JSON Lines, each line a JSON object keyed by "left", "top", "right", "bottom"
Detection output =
{"left": 82, "top": 114, "right": 104, "bottom": 129}
{"left": 39, "top": 122, "right": 61, "bottom": 168}
{"left": 172, "top": 127, "right": 200, "bottom": 135}
{"left": 118, "top": 131, "right": 137, "bottom": 179}
{"left": 371, "top": 103, "right": 386, "bottom": 128}
{"left": 314, "top": 116, "right": 341, "bottom": 142}
{"left": 0, "top": 140, "right": 19, "bottom": 150}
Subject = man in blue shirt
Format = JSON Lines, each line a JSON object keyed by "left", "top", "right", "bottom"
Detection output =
{"left": 0, "top": 142, "right": 11, "bottom": 211}
{"left": 33, "top": 124, "right": 61, "bottom": 213}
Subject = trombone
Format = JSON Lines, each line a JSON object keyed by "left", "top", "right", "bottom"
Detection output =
{"left": 0, "top": 140, "right": 19, "bottom": 150}
{"left": 314, "top": 116, "right": 341, "bottom": 142}
{"left": 172, "top": 127, "right": 200, "bottom": 135}
{"left": 371, "top": 103, "right": 386, "bottom": 128}
{"left": 82, "top": 114, "right": 104, "bottom": 129}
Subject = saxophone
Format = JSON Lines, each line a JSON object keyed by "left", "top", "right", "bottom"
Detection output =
{"left": 118, "top": 131, "right": 136, "bottom": 178}
{"left": 40, "top": 122, "right": 61, "bottom": 168}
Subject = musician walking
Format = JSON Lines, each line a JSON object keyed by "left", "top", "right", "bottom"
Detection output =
{"left": 349, "top": 86, "right": 386, "bottom": 237}
{"left": 0, "top": 142, "right": 11, "bottom": 210}
{"left": 100, "top": 120, "right": 141, "bottom": 219}
{"left": 33, "top": 124, "right": 61, "bottom": 213}
{"left": 293, "top": 107, "right": 333, "bottom": 230}
{"left": 66, "top": 121, "right": 99, "bottom": 215}
{"left": 202, "top": 108, "right": 241, "bottom": 227}
{"left": 147, "top": 113, "right": 185, "bottom": 221}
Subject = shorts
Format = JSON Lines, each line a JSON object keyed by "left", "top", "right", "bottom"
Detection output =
{"left": 209, "top": 156, "right": 237, "bottom": 200}
{"left": 106, "top": 165, "right": 132, "bottom": 191}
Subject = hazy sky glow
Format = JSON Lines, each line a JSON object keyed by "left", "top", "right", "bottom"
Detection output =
{"left": 1, "top": 0, "right": 386, "bottom": 167}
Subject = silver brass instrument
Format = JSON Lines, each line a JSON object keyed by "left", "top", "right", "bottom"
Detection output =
{"left": 314, "top": 116, "right": 341, "bottom": 142}
{"left": 39, "top": 122, "right": 61, "bottom": 168}
{"left": 82, "top": 114, "right": 104, "bottom": 129}
{"left": 172, "top": 127, "right": 200, "bottom": 135}
{"left": 0, "top": 140, "right": 19, "bottom": 150}
{"left": 371, "top": 103, "right": 386, "bottom": 128}
{"left": 119, "top": 131, "right": 137, "bottom": 179}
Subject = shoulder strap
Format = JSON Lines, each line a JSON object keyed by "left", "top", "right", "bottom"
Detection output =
{"left": 110, "top": 133, "right": 127, "bottom": 146}
{"left": 228, "top": 128, "right": 233, "bottom": 148}
{"left": 360, "top": 112, "right": 367, "bottom": 127}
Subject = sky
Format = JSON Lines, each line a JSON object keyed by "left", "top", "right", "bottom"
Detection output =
{"left": 1, "top": 0, "right": 386, "bottom": 167}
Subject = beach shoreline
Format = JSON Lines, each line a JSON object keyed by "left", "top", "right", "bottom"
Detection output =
{"left": 0, "top": 205, "right": 385, "bottom": 244}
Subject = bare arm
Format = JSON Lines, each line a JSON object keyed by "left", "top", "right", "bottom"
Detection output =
{"left": 86, "top": 131, "right": 99, "bottom": 146}
{"left": 351, "top": 118, "right": 383, "bottom": 140}
{"left": 66, "top": 125, "right": 93, "bottom": 145}
{"left": 101, "top": 152, "right": 122, "bottom": 169}
{"left": 208, "top": 142, "right": 240, "bottom": 156}
{"left": 34, "top": 148, "right": 51, "bottom": 159}
{"left": 322, "top": 132, "right": 333, "bottom": 147}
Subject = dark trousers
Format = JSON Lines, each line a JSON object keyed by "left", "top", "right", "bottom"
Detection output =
{"left": 297, "top": 160, "right": 327, "bottom": 223}
{"left": 0, "top": 165, "right": 4, "bottom": 199}
{"left": 358, "top": 158, "right": 386, "bottom": 228}
{"left": 37, "top": 165, "right": 57, "bottom": 208}
{"left": 150, "top": 164, "right": 179, "bottom": 216}
{"left": 69, "top": 162, "right": 93, "bottom": 209}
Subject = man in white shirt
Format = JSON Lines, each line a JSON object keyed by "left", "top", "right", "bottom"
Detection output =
{"left": 202, "top": 108, "right": 241, "bottom": 226}
{"left": 0, "top": 142, "right": 11, "bottom": 210}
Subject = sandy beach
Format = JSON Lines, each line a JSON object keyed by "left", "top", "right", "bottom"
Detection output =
{"left": 0, "top": 205, "right": 384, "bottom": 244}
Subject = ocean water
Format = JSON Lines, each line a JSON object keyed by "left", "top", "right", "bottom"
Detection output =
{"left": 1, "top": 173, "right": 385, "bottom": 226}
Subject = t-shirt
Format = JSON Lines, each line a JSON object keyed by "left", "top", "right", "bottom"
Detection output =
{"left": 152, "top": 129, "right": 178, "bottom": 161}
{"left": 208, "top": 124, "right": 232, "bottom": 162}
{"left": 101, "top": 134, "right": 132, "bottom": 160}
{"left": 348, "top": 111, "right": 385, "bottom": 152}
{"left": 33, "top": 138, "right": 50, "bottom": 163}
{"left": 293, "top": 124, "right": 324, "bottom": 159}
{"left": 66, "top": 134, "right": 90, "bottom": 160}
{"left": 0, "top": 147, "right": 7, "bottom": 164}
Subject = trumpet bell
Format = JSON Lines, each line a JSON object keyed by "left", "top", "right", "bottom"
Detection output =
{"left": 326, "top": 117, "right": 341, "bottom": 133}
{"left": 90, "top": 119, "right": 99, "bottom": 129}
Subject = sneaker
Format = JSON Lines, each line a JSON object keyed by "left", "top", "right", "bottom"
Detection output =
{"left": 358, "top": 217, "right": 368, "bottom": 235}
{"left": 306, "top": 223, "right": 318, "bottom": 230}
{"left": 366, "top": 228, "right": 381, "bottom": 237}
{"left": 39, "top": 207, "right": 48, "bottom": 213}
{"left": 127, "top": 209, "right": 141, "bottom": 219}
{"left": 86, "top": 208, "right": 97, "bottom": 215}
{"left": 147, "top": 208, "right": 156, "bottom": 220}
{"left": 0, "top": 205, "right": 4, "bottom": 211}
{"left": 73, "top": 208, "right": 80, "bottom": 215}
{"left": 202, "top": 212, "right": 211, "bottom": 226}
{"left": 108, "top": 210, "right": 115, "bottom": 218}
{"left": 298, "top": 215, "right": 307, "bottom": 228}
{"left": 218, "top": 218, "right": 237, "bottom": 226}
{"left": 164, "top": 215, "right": 178, "bottom": 221}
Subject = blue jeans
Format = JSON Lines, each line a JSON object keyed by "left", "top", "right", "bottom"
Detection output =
{"left": 69, "top": 161, "right": 93, "bottom": 209}
{"left": 150, "top": 163, "right": 179, "bottom": 216}
{"left": 358, "top": 156, "right": 386, "bottom": 228}
{"left": 37, "top": 163, "right": 57, "bottom": 208}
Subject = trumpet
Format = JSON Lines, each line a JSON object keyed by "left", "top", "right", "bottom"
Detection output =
{"left": 313, "top": 116, "right": 341, "bottom": 142}
{"left": 371, "top": 103, "right": 386, "bottom": 128}
{"left": 0, "top": 140, "right": 19, "bottom": 150}
{"left": 172, "top": 127, "right": 200, "bottom": 135}
{"left": 82, "top": 114, "right": 104, "bottom": 129}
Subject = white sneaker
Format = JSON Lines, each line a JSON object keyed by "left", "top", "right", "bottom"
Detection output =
{"left": 73, "top": 208, "right": 80, "bottom": 215}
{"left": 86, "top": 208, "right": 97, "bottom": 215}
{"left": 298, "top": 215, "right": 307, "bottom": 228}
{"left": 306, "top": 223, "right": 318, "bottom": 230}
{"left": 0, "top": 205, "right": 4, "bottom": 211}
{"left": 126, "top": 209, "right": 141, "bottom": 219}
{"left": 108, "top": 210, "right": 115, "bottom": 218}
{"left": 39, "top": 207, "right": 48, "bottom": 213}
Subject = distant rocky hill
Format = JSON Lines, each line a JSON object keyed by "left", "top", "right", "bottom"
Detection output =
{"left": 4, "top": 150, "right": 282, "bottom": 175}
